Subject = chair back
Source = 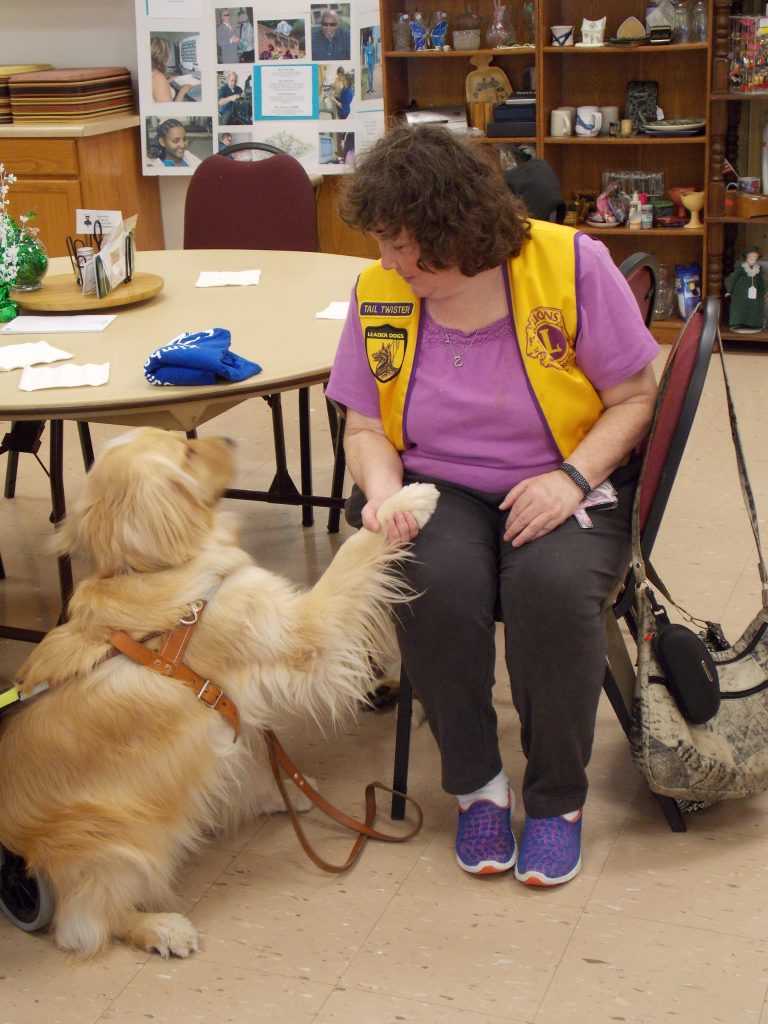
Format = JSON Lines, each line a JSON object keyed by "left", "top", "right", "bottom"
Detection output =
{"left": 637, "top": 297, "right": 719, "bottom": 558}
{"left": 618, "top": 251, "right": 659, "bottom": 328}
{"left": 183, "top": 143, "right": 318, "bottom": 252}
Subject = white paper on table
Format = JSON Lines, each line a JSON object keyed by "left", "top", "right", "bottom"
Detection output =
{"left": 195, "top": 270, "right": 261, "bottom": 288}
{"left": 0, "top": 341, "right": 73, "bottom": 371}
{"left": 18, "top": 362, "right": 110, "bottom": 392}
{"left": 315, "top": 301, "right": 350, "bottom": 320}
{"left": 0, "top": 315, "right": 116, "bottom": 334}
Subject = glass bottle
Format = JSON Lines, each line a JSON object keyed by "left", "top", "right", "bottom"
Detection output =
{"left": 452, "top": 3, "right": 483, "bottom": 50}
{"left": 691, "top": 0, "right": 707, "bottom": 42}
{"left": 485, "top": 3, "right": 515, "bottom": 48}
{"left": 653, "top": 265, "right": 677, "bottom": 321}
{"left": 672, "top": 0, "right": 692, "bottom": 43}
{"left": 428, "top": 10, "right": 449, "bottom": 48}
{"left": 522, "top": 1, "right": 535, "bottom": 44}
{"left": 410, "top": 9, "right": 428, "bottom": 50}
{"left": 391, "top": 12, "right": 411, "bottom": 50}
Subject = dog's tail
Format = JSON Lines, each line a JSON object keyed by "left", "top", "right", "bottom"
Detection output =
{"left": 284, "top": 483, "right": 438, "bottom": 724}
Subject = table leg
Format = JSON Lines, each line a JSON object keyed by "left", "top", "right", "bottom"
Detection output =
{"left": 49, "top": 421, "right": 73, "bottom": 620}
{"left": 298, "top": 387, "right": 314, "bottom": 528}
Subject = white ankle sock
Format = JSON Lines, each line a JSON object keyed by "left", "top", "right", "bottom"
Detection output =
{"left": 457, "top": 769, "right": 511, "bottom": 811}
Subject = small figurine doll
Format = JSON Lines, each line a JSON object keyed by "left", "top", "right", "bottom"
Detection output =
{"left": 725, "top": 247, "right": 766, "bottom": 333}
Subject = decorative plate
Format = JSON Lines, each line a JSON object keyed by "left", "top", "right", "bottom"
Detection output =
{"left": 644, "top": 118, "right": 706, "bottom": 130}
{"left": 616, "top": 15, "right": 646, "bottom": 38}
{"left": 585, "top": 217, "right": 622, "bottom": 228}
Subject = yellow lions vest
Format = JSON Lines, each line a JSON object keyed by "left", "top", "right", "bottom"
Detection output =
{"left": 356, "top": 221, "right": 604, "bottom": 456}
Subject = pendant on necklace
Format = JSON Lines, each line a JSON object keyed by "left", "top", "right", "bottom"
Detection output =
{"left": 453, "top": 353, "right": 463, "bottom": 367}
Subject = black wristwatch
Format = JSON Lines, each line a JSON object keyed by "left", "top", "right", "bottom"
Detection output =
{"left": 558, "top": 461, "right": 592, "bottom": 498}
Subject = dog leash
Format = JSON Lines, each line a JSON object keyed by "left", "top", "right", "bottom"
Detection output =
{"left": 108, "top": 599, "right": 424, "bottom": 871}
{"left": 263, "top": 729, "right": 423, "bottom": 873}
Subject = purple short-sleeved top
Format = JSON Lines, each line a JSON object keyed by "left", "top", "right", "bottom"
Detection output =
{"left": 326, "top": 233, "right": 660, "bottom": 493}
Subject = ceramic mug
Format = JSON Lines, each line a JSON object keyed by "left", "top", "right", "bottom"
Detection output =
{"left": 738, "top": 176, "right": 761, "bottom": 194}
{"left": 550, "top": 24, "right": 574, "bottom": 45}
{"left": 575, "top": 106, "right": 602, "bottom": 137}
{"left": 550, "top": 108, "right": 572, "bottom": 136}
{"left": 598, "top": 105, "right": 619, "bottom": 135}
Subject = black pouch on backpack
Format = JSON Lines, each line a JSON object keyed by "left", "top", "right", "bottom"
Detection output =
{"left": 651, "top": 621, "right": 721, "bottom": 725}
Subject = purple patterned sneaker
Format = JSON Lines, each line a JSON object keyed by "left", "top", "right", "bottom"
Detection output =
{"left": 514, "top": 811, "right": 582, "bottom": 886}
{"left": 455, "top": 794, "right": 517, "bottom": 875}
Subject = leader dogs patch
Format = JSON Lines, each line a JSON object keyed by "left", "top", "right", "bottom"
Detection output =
{"left": 525, "top": 307, "right": 575, "bottom": 370}
{"left": 365, "top": 324, "right": 407, "bottom": 383}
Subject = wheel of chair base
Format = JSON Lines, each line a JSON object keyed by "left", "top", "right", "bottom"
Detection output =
{"left": 0, "top": 845, "right": 54, "bottom": 932}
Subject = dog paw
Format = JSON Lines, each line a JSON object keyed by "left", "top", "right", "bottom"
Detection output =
{"left": 377, "top": 483, "right": 439, "bottom": 530}
{"left": 138, "top": 913, "right": 200, "bottom": 958}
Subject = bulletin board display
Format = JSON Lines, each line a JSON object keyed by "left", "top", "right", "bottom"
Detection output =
{"left": 135, "top": 0, "right": 384, "bottom": 175}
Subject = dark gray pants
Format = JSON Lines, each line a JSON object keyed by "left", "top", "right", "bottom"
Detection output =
{"left": 348, "top": 468, "right": 636, "bottom": 817}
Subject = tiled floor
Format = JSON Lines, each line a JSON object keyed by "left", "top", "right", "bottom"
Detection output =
{"left": 1, "top": 346, "right": 768, "bottom": 1024}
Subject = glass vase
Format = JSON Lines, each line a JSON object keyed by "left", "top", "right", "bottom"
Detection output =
{"left": 0, "top": 282, "right": 18, "bottom": 323}
{"left": 485, "top": 3, "right": 515, "bottom": 47}
{"left": 11, "top": 225, "right": 48, "bottom": 292}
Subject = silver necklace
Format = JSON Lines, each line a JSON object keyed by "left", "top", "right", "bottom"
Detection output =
{"left": 442, "top": 325, "right": 480, "bottom": 367}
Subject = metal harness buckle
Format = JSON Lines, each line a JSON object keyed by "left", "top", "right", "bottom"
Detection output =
{"left": 197, "top": 679, "right": 223, "bottom": 710}
{"left": 180, "top": 600, "right": 205, "bottom": 626}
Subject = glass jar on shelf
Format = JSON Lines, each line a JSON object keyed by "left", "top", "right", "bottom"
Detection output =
{"left": 452, "top": 3, "right": 483, "bottom": 50}
{"left": 691, "top": 1, "right": 707, "bottom": 42}
{"left": 672, "top": 0, "right": 692, "bottom": 43}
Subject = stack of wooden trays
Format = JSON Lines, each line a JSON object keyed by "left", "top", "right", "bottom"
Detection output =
{"left": 9, "top": 67, "right": 134, "bottom": 122}
{"left": 0, "top": 64, "right": 52, "bottom": 124}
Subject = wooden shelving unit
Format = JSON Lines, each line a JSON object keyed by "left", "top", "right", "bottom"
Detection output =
{"left": 707, "top": 0, "right": 768, "bottom": 343}
{"left": 378, "top": 1, "right": 717, "bottom": 342}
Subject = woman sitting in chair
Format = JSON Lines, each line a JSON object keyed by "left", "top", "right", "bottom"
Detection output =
{"left": 326, "top": 125, "right": 659, "bottom": 887}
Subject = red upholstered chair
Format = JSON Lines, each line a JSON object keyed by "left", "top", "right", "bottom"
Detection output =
{"left": 184, "top": 143, "right": 323, "bottom": 526}
{"left": 183, "top": 143, "right": 318, "bottom": 252}
{"left": 390, "top": 298, "right": 720, "bottom": 834}
{"left": 618, "top": 251, "right": 659, "bottom": 329}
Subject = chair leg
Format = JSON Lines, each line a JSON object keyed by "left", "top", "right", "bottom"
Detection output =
{"left": 298, "top": 387, "right": 313, "bottom": 527}
{"left": 77, "top": 422, "right": 95, "bottom": 470}
{"left": 3, "top": 421, "right": 45, "bottom": 498}
{"left": 326, "top": 399, "right": 346, "bottom": 534}
{"left": 391, "top": 666, "right": 413, "bottom": 820}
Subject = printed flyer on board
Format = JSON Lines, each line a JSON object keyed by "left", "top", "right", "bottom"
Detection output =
{"left": 136, "top": 0, "right": 384, "bottom": 175}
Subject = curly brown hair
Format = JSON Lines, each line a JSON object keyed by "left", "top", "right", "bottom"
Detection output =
{"left": 338, "top": 123, "right": 530, "bottom": 276}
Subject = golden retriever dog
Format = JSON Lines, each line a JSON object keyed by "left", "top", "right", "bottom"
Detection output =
{"left": 0, "top": 428, "right": 437, "bottom": 959}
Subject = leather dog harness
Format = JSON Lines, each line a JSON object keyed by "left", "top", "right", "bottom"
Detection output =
{"left": 107, "top": 599, "right": 423, "bottom": 872}
{"left": 109, "top": 598, "right": 241, "bottom": 740}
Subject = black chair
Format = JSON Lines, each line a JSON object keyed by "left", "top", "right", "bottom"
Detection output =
{"left": 390, "top": 298, "right": 720, "bottom": 833}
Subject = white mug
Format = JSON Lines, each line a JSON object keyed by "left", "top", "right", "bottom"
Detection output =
{"left": 598, "top": 105, "right": 619, "bottom": 135}
{"left": 550, "top": 109, "right": 572, "bottom": 136}
{"left": 550, "top": 24, "right": 574, "bottom": 45}
{"left": 575, "top": 106, "right": 602, "bottom": 137}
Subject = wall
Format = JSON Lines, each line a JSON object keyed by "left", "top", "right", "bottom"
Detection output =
{"left": 0, "top": 0, "right": 187, "bottom": 247}
{"left": 0, "top": 0, "right": 376, "bottom": 256}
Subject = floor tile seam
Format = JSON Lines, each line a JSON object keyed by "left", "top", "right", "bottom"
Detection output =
{"left": 90, "top": 951, "right": 154, "bottom": 1024}
{"left": 177, "top": 946, "right": 345, "bottom": 987}
{"left": 576, "top": 904, "right": 768, "bottom": 947}
{"left": 311, "top": 980, "right": 531, "bottom": 1023}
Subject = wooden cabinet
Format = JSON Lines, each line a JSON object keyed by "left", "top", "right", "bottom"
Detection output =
{"left": 0, "top": 116, "right": 164, "bottom": 257}
{"left": 707, "top": 0, "right": 768, "bottom": 343}
{"left": 379, "top": 0, "right": 714, "bottom": 343}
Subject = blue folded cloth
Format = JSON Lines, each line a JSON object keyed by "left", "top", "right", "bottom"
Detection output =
{"left": 144, "top": 327, "right": 262, "bottom": 386}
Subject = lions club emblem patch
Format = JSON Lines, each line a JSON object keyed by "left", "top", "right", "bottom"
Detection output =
{"left": 525, "top": 307, "right": 575, "bottom": 369}
{"left": 365, "top": 324, "right": 407, "bottom": 383}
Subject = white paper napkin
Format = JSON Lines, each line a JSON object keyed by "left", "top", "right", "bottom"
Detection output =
{"left": 0, "top": 341, "right": 73, "bottom": 371}
{"left": 0, "top": 314, "right": 116, "bottom": 334}
{"left": 18, "top": 362, "right": 110, "bottom": 392}
{"left": 315, "top": 301, "right": 350, "bottom": 320}
{"left": 195, "top": 270, "right": 262, "bottom": 288}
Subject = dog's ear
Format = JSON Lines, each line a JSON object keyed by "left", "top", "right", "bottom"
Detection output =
{"left": 55, "top": 432, "right": 229, "bottom": 575}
